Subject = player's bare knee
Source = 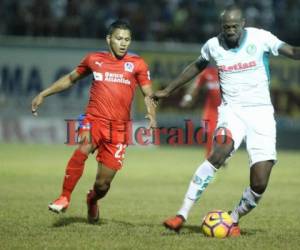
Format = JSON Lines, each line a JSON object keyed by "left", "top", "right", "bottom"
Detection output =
{"left": 214, "top": 127, "right": 233, "bottom": 146}
{"left": 250, "top": 182, "right": 268, "bottom": 195}
{"left": 208, "top": 151, "right": 227, "bottom": 168}
{"left": 208, "top": 145, "right": 232, "bottom": 168}
{"left": 94, "top": 179, "right": 111, "bottom": 192}
{"left": 250, "top": 177, "right": 269, "bottom": 194}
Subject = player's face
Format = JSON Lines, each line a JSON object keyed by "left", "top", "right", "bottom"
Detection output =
{"left": 107, "top": 28, "right": 132, "bottom": 58}
{"left": 221, "top": 19, "right": 244, "bottom": 44}
{"left": 221, "top": 10, "right": 245, "bottom": 45}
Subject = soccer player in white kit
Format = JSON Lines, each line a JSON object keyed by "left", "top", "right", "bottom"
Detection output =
{"left": 153, "top": 5, "right": 300, "bottom": 235}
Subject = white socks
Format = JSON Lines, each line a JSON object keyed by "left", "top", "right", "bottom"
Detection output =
{"left": 177, "top": 160, "right": 217, "bottom": 220}
{"left": 230, "top": 187, "right": 262, "bottom": 223}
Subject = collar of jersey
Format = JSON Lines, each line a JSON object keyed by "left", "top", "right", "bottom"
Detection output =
{"left": 103, "top": 51, "right": 128, "bottom": 61}
{"left": 228, "top": 29, "right": 248, "bottom": 53}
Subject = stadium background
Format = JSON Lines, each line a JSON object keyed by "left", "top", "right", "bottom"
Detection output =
{"left": 1, "top": 0, "right": 300, "bottom": 148}
{"left": 1, "top": 1, "right": 300, "bottom": 249}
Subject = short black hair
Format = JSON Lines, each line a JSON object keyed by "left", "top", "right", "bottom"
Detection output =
{"left": 221, "top": 4, "right": 244, "bottom": 19}
{"left": 107, "top": 20, "right": 132, "bottom": 36}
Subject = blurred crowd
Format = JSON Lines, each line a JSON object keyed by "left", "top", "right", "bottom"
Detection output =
{"left": 1, "top": 0, "right": 299, "bottom": 44}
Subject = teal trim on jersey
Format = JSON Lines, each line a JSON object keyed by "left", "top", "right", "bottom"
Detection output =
{"left": 230, "top": 30, "right": 248, "bottom": 53}
{"left": 263, "top": 52, "right": 270, "bottom": 81}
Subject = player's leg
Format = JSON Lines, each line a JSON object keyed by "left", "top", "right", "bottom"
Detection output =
{"left": 180, "top": 130, "right": 235, "bottom": 212}
{"left": 229, "top": 106, "right": 276, "bottom": 232}
{"left": 164, "top": 129, "right": 235, "bottom": 231}
{"left": 230, "top": 160, "right": 274, "bottom": 224}
{"left": 86, "top": 140, "right": 127, "bottom": 223}
{"left": 164, "top": 105, "right": 245, "bottom": 231}
{"left": 87, "top": 163, "right": 117, "bottom": 223}
{"left": 49, "top": 130, "right": 96, "bottom": 213}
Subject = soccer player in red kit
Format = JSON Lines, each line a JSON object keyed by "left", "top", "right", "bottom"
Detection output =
{"left": 31, "top": 20, "right": 156, "bottom": 223}
{"left": 180, "top": 67, "right": 220, "bottom": 157}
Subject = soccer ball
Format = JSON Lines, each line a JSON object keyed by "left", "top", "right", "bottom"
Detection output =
{"left": 201, "top": 210, "right": 233, "bottom": 238}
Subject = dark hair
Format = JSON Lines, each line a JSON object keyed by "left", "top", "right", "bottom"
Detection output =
{"left": 222, "top": 4, "right": 244, "bottom": 19}
{"left": 107, "top": 20, "right": 132, "bottom": 36}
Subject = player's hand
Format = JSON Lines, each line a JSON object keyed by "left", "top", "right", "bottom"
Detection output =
{"left": 31, "top": 94, "right": 44, "bottom": 116}
{"left": 151, "top": 89, "right": 170, "bottom": 101}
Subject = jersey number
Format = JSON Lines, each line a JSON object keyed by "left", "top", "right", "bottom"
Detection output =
{"left": 114, "top": 143, "right": 127, "bottom": 159}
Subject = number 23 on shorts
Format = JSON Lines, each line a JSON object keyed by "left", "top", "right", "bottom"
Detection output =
{"left": 114, "top": 143, "right": 127, "bottom": 160}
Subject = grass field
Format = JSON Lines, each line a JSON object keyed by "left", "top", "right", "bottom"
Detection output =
{"left": 0, "top": 144, "right": 299, "bottom": 250}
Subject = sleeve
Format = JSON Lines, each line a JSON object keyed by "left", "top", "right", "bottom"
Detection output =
{"left": 261, "top": 29, "right": 285, "bottom": 56}
{"left": 136, "top": 58, "right": 152, "bottom": 86}
{"left": 199, "top": 41, "right": 211, "bottom": 61}
{"left": 75, "top": 53, "right": 92, "bottom": 75}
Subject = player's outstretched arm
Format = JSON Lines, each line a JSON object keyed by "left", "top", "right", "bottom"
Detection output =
{"left": 153, "top": 57, "right": 208, "bottom": 100}
{"left": 31, "top": 70, "right": 84, "bottom": 116}
{"left": 279, "top": 44, "right": 300, "bottom": 60}
{"left": 141, "top": 85, "right": 157, "bottom": 129}
{"left": 180, "top": 80, "right": 200, "bottom": 108}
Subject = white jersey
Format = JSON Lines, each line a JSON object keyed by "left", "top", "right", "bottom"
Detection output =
{"left": 200, "top": 27, "right": 284, "bottom": 106}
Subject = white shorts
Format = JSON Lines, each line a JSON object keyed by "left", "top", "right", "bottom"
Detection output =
{"left": 216, "top": 104, "right": 277, "bottom": 166}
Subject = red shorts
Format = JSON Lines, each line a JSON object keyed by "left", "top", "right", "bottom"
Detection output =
{"left": 78, "top": 114, "right": 130, "bottom": 170}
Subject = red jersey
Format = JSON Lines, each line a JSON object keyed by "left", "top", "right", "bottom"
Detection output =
{"left": 196, "top": 67, "right": 221, "bottom": 109}
{"left": 76, "top": 51, "right": 151, "bottom": 121}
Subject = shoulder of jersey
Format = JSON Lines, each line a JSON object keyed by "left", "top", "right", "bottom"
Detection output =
{"left": 126, "top": 51, "right": 143, "bottom": 59}
{"left": 84, "top": 51, "right": 109, "bottom": 60}
{"left": 204, "top": 36, "right": 220, "bottom": 47}
{"left": 245, "top": 27, "right": 267, "bottom": 36}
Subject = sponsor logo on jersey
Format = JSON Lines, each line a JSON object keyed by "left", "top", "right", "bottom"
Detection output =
{"left": 104, "top": 72, "right": 131, "bottom": 85}
{"left": 93, "top": 72, "right": 103, "bottom": 80}
{"left": 95, "top": 61, "right": 103, "bottom": 67}
{"left": 246, "top": 44, "right": 257, "bottom": 55}
{"left": 124, "top": 62, "right": 134, "bottom": 72}
{"left": 93, "top": 71, "right": 131, "bottom": 84}
{"left": 218, "top": 60, "right": 257, "bottom": 72}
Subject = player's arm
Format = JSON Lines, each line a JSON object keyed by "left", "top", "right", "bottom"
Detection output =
{"left": 140, "top": 84, "right": 157, "bottom": 129}
{"left": 154, "top": 56, "right": 208, "bottom": 99}
{"left": 180, "top": 78, "right": 201, "bottom": 108}
{"left": 278, "top": 43, "right": 300, "bottom": 60}
{"left": 31, "top": 70, "right": 87, "bottom": 116}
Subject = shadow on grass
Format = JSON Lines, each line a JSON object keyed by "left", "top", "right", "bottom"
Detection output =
{"left": 240, "top": 228, "right": 265, "bottom": 236}
{"left": 160, "top": 225, "right": 266, "bottom": 237}
{"left": 51, "top": 217, "right": 158, "bottom": 228}
{"left": 103, "top": 218, "right": 159, "bottom": 228}
{"left": 52, "top": 216, "right": 103, "bottom": 227}
{"left": 161, "top": 224, "right": 202, "bottom": 236}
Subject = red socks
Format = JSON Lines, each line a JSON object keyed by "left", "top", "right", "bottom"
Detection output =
{"left": 61, "top": 149, "right": 88, "bottom": 201}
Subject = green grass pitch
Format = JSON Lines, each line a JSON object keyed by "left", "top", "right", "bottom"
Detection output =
{"left": 0, "top": 144, "right": 299, "bottom": 249}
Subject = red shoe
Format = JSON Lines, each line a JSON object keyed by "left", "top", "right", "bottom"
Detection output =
{"left": 230, "top": 223, "right": 241, "bottom": 237}
{"left": 163, "top": 215, "right": 185, "bottom": 232}
{"left": 87, "top": 190, "right": 99, "bottom": 224}
{"left": 48, "top": 196, "right": 69, "bottom": 213}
